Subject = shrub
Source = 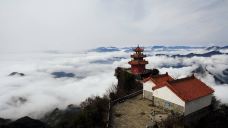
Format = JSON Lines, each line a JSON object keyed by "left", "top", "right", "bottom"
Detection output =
{"left": 76, "top": 96, "right": 109, "bottom": 127}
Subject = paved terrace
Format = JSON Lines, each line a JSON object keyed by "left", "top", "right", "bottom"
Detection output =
{"left": 111, "top": 94, "right": 171, "bottom": 128}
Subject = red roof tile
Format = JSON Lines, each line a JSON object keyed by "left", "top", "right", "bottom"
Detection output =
{"left": 165, "top": 75, "right": 214, "bottom": 102}
{"left": 143, "top": 73, "right": 174, "bottom": 87}
{"left": 144, "top": 73, "right": 214, "bottom": 102}
{"left": 150, "top": 73, "right": 174, "bottom": 86}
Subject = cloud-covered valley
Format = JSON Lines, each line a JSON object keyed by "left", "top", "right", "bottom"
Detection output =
{"left": 0, "top": 46, "right": 228, "bottom": 119}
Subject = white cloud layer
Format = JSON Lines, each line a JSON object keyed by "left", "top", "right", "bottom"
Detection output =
{"left": 0, "top": 47, "right": 227, "bottom": 119}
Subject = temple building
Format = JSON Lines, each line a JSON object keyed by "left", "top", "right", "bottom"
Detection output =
{"left": 143, "top": 73, "right": 214, "bottom": 115}
{"left": 128, "top": 46, "right": 148, "bottom": 75}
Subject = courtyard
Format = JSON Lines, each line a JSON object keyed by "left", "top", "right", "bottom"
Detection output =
{"left": 111, "top": 94, "right": 171, "bottom": 128}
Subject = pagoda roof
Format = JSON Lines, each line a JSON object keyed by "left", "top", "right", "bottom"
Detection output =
{"left": 131, "top": 54, "right": 146, "bottom": 58}
{"left": 134, "top": 46, "right": 144, "bottom": 52}
{"left": 128, "top": 60, "right": 148, "bottom": 65}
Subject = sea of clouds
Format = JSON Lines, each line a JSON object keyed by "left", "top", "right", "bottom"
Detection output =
{"left": 0, "top": 46, "right": 227, "bottom": 119}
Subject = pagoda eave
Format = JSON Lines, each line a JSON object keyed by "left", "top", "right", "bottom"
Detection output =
{"left": 134, "top": 47, "right": 144, "bottom": 52}
{"left": 128, "top": 61, "right": 148, "bottom": 65}
{"left": 130, "top": 54, "right": 146, "bottom": 58}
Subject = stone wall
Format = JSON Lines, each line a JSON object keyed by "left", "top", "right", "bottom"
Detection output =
{"left": 114, "top": 67, "right": 142, "bottom": 96}
{"left": 154, "top": 96, "right": 184, "bottom": 114}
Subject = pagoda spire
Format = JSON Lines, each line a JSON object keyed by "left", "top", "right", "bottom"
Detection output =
{"left": 128, "top": 46, "right": 148, "bottom": 74}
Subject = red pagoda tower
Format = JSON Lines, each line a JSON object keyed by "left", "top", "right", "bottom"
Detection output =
{"left": 128, "top": 46, "right": 148, "bottom": 74}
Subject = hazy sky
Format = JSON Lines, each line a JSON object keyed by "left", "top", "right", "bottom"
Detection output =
{"left": 1, "top": 0, "right": 228, "bottom": 52}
